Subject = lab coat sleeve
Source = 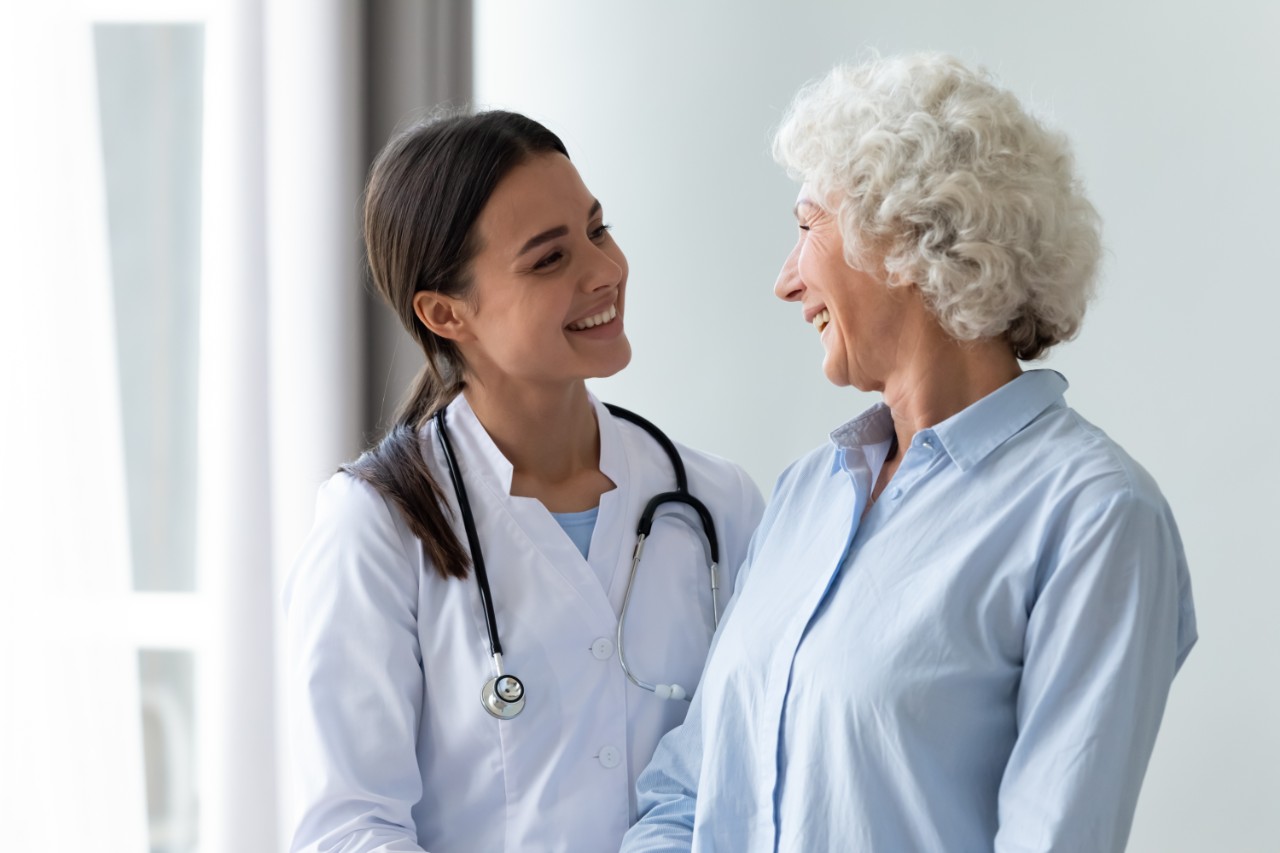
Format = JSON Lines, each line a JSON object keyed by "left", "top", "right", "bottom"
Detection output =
{"left": 283, "top": 474, "right": 430, "bottom": 853}
{"left": 994, "top": 486, "right": 1197, "bottom": 852}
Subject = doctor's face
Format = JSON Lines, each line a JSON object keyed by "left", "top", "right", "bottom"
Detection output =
{"left": 773, "top": 188, "right": 908, "bottom": 392}
{"left": 456, "top": 152, "right": 631, "bottom": 389}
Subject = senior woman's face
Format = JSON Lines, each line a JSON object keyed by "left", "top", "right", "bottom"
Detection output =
{"left": 774, "top": 189, "right": 908, "bottom": 392}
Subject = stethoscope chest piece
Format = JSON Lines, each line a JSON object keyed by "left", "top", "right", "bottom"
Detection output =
{"left": 481, "top": 673, "right": 526, "bottom": 720}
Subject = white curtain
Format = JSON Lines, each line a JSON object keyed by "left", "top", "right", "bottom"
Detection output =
{"left": 0, "top": 7, "right": 149, "bottom": 850}
{"left": 198, "top": 1, "right": 284, "bottom": 850}
{"left": 262, "top": 1, "right": 366, "bottom": 847}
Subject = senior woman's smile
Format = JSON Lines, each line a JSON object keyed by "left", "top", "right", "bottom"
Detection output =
{"left": 775, "top": 188, "right": 918, "bottom": 393}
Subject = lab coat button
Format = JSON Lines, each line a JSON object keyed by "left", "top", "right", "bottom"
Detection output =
{"left": 598, "top": 745, "right": 621, "bottom": 768}
{"left": 591, "top": 638, "right": 614, "bottom": 660}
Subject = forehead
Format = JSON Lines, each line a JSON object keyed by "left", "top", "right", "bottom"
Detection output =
{"left": 476, "top": 152, "right": 594, "bottom": 242}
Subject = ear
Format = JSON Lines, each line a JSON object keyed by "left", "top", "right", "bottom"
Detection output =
{"left": 413, "top": 291, "right": 475, "bottom": 343}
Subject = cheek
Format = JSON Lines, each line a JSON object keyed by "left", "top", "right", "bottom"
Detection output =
{"left": 797, "top": 246, "right": 838, "bottom": 299}
{"left": 795, "top": 246, "right": 819, "bottom": 290}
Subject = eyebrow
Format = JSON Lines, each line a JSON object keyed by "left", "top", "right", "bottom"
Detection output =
{"left": 517, "top": 200, "right": 603, "bottom": 257}
{"left": 793, "top": 198, "right": 819, "bottom": 220}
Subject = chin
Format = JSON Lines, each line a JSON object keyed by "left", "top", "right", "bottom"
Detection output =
{"left": 821, "top": 358, "right": 851, "bottom": 388}
{"left": 593, "top": 339, "right": 633, "bottom": 379}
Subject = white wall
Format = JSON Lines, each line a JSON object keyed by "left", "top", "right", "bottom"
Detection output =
{"left": 474, "top": 1, "right": 1279, "bottom": 849}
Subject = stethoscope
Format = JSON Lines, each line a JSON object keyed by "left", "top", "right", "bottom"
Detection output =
{"left": 434, "top": 403, "right": 721, "bottom": 721}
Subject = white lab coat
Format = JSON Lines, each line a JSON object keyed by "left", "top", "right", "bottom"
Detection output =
{"left": 284, "top": 394, "right": 764, "bottom": 853}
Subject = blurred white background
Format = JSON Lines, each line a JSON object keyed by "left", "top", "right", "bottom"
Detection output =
{"left": 0, "top": 1, "right": 1275, "bottom": 851}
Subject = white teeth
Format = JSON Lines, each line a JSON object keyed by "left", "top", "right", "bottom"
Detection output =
{"left": 568, "top": 303, "right": 617, "bottom": 331}
{"left": 812, "top": 309, "right": 831, "bottom": 333}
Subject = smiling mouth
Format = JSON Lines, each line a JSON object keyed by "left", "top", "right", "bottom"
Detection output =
{"left": 567, "top": 303, "right": 618, "bottom": 331}
{"left": 812, "top": 309, "right": 831, "bottom": 334}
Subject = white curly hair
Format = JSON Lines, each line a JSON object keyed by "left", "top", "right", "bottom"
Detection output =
{"left": 772, "top": 53, "right": 1102, "bottom": 360}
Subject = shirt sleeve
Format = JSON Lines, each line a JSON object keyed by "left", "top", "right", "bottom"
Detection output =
{"left": 620, "top": 686, "right": 707, "bottom": 852}
{"left": 283, "top": 474, "right": 430, "bottom": 853}
{"left": 995, "top": 486, "right": 1197, "bottom": 852}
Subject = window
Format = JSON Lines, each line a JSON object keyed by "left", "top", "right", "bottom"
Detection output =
{"left": 94, "top": 21, "right": 205, "bottom": 853}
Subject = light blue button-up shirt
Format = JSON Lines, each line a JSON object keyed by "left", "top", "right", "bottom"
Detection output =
{"left": 622, "top": 370, "right": 1197, "bottom": 853}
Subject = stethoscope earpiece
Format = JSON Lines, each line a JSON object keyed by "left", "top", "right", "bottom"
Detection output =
{"left": 481, "top": 673, "right": 526, "bottom": 720}
{"left": 652, "top": 683, "right": 687, "bottom": 701}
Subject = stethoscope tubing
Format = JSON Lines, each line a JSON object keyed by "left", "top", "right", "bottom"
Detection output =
{"left": 434, "top": 407, "right": 505, "bottom": 668}
{"left": 434, "top": 402, "right": 720, "bottom": 718}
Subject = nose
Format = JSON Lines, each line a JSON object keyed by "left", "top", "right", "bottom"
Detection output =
{"left": 584, "top": 242, "right": 626, "bottom": 292}
{"left": 774, "top": 240, "right": 803, "bottom": 302}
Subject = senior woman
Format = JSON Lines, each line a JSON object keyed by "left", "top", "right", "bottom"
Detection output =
{"left": 622, "top": 53, "right": 1197, "bottom": 852}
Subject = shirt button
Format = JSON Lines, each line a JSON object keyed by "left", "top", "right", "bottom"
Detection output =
{"left": 890, "top": 488, "right": 902, "bottom": 500}
{"left": 598, "top": 745, "right": 621, "bottom": 768}
{"left": 590, "top": 637, "right": 614, "bottom": 660}
{"left": 921, "top": 438, "right": 934, "bottom": 450}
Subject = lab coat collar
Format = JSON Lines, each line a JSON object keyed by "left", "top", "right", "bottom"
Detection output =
{"left": 591, "top": 393, "right": 630, "bottom": 493}
{"left": 440, "top": 391, "right": 628, "bottom": 496}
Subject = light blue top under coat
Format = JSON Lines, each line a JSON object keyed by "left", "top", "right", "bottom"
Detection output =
{"left": 551, "top": 506, "right": 599, "bottom": 562}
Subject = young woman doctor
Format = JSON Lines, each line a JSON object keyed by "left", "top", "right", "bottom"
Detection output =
{"left": 283, "top": 110, "right": 764, "bottom": 853}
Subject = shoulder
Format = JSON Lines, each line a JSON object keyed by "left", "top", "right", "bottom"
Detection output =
{"left": 1000, "top": 403, "right": 1171, "bottom": 517}
{"left": 284, "top": 472, "right": 421, "bottom": 611}
{"left": 605, "top": 412, "right": 766, "bottom": 556}
{"left": 609, "top": 411, "right": 763, "bottom": 507}
{"left": 733, "top": 441, "right": 840, "bottom": 551}
{"left": 1016, "top": 408, "right": 1194, "bottom": 644}
{"left": 312, "top": 470, "right": 414, "bottom": 539}
{"left": 675, "top": 440, "right": 761, "bottom": 505}
{"left": 765, "top": 442, "right": 840, "bottom": 511}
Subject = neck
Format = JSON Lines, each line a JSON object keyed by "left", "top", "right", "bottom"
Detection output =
{"left": 878, "top": 312, "right": 1022, "bottom": 451}
{"left": 463, "top": 378, "right": 600, "bottom": 485}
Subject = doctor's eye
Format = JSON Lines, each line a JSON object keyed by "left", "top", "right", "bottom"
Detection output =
{"left": 532, "top": 250, "right": 564, "bottom": 271}
{"left": 589, "top": 223, "right": 613, "bottom": 241}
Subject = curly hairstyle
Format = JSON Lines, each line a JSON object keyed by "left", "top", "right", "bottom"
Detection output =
{"left": 772, "top": 53, "right": 1102, "bottom": 360}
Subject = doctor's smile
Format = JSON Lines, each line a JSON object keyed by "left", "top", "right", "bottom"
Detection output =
{"left": 565, "top": 300, "right": 621, "bottom": 334}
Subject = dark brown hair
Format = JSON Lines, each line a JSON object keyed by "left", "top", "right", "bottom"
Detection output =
{"left": 345, "top": 110, "right": 569, "bottom": 578}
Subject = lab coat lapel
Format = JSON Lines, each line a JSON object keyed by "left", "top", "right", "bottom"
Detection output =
{"left": 590, "top": 395, "right": 631, "bottom": 612}
{"left": 445, "top": 394, "right": 621, "bottom": 631}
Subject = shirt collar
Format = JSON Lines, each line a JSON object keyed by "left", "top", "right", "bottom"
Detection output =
{"left": 932, "top": 369, "right": 1068, "bottom": 471}
{"left": 828, "top": 402, "right": 894, "bottom": 474}
{"left": 826, "top": 369, "right": 1069, "bottom": 474}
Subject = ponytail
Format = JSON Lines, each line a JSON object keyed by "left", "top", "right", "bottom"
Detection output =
{"left": 343, "top": 362, "right": 470, "bottom": 579}
{"left": 352, "top": 109, "right": 570, "bottom": 580}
